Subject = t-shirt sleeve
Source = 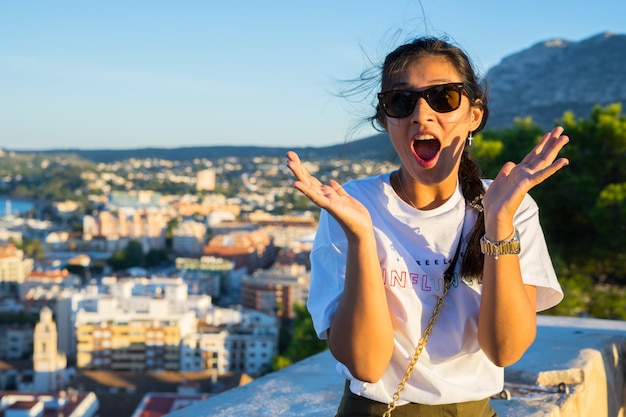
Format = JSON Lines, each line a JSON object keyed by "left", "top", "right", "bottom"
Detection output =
{"left": 515, "top": 195, "right": 564, "bottom": 311}
{"left": 306, "top": 210, "right": 348, "bottom": 340}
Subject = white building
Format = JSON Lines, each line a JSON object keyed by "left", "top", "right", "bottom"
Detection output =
{"left": 196, "top": 168, "right": 216, "bottom": 191}
{"left": 52, "top": 275, "right": 278, "bottom": 375}
{"left": 180, "top": 308, "right": 279, "bottom": 376}
{"left": 0, "top": 244, "right": 34, "bottom": 295}
{"left": 176, "top": 256, "right": 234, "bottom": 298}
{"left": 54, "top": 277, "right": 209, "bottom": 360}
{"left": 172, "top": 220, "right": 207, "bottom": 256}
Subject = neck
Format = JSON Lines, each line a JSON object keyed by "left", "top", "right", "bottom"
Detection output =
{"left": 396, "top": 168, "right": 458, "bottom": 210}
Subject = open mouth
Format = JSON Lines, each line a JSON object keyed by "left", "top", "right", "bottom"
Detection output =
{"left": 412, "top": 138, "right": 441, "bottom": 162}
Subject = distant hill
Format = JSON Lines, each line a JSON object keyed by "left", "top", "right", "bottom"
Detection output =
{"left": 20, "top": 133, "right": 396, "bottom": 163}
{"left": 485, "top": 32, "right": 626, "bottom": 129}
{"left": 10, "top": 32, "right": 625, "bottom": 162}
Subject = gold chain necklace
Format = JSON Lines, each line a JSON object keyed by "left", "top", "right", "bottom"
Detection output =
{"left": 394, "top": 170, "right": 418, "bottom": 210}
{"left": 383, "top": 280, "right": 452, "bottom": 417}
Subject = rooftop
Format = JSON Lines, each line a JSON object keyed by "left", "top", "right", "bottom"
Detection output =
{"left": 165, "top": 315, "right": 626, "bottom": 417}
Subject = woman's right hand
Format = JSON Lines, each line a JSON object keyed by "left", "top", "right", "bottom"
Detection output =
{"left": 287, "top": 151, "right": 393, "bottom": 381}
{"left": 286, "top": 151, "right": 373, "bottom": 236}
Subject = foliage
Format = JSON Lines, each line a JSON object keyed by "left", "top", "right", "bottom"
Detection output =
{"left": 144, "top": 248, "right": 169, "bottom": 267}
{"left": 272, "top": 303, "right": 328, "bottom": 371}
{"left": 109, "top": 240, "right": 145, "bottom": 271}
{"left": 589, "top": 183, "right": 626, "bottom": 252}
{"left": 474, "top": 104, "right": 626, "bottom": 285}
{"left": 544, "top": 271, "right": 626, "bottom": 320}
{"left": 475, "top": 117, "right": 544, "bottom": 178}
{"left": 14, "top": 238, "right": 46, "bottom": 259}
{"left": 543, "top": 273, "right": 593, "bottom": 317}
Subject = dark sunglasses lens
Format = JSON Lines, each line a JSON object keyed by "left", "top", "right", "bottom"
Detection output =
{"left": 428, "top": 86, "right": 462, "bottom": 113}
{"left": 380, "top": 84, "right": 465, "bottom": 117}
{"left": 383, "top": 91, "right": 417, "bottom": 118}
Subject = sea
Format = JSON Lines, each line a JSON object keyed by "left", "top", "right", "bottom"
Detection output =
{"left": 0, "top": 197, "right": 35, "bottom": 217}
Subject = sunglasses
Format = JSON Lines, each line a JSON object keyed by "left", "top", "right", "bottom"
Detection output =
{"left": 378, "top": 83, "right": 475, "bottom": 118}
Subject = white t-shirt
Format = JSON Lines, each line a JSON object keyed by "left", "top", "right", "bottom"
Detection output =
{"left": 307, "top": 172, "right": 563, "bottom": 406}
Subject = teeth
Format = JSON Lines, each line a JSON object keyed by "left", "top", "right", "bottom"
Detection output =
{"left": 415, "top": 135, "right": 436, "bottom": 140}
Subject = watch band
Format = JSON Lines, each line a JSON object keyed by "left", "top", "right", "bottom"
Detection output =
{"left": 480, "top": 228, "right": 521, "bottom": 259}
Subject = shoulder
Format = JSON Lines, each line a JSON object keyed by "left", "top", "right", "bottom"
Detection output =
{"left": 342, "top": 173, "right": 393, "bottom": 203}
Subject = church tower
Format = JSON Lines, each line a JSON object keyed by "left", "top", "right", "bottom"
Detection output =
{"left": 33, "top": 306, "right": 67, "bottom": 391}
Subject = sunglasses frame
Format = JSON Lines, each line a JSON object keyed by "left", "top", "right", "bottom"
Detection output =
{"left": 378, "top": 82, "right": 475, "bottom": 118}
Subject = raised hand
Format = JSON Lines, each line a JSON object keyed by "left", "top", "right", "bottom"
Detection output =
{"left": 483, "top": 126, "right": 570, "bottom": 233}
{"left": 286, "top": 151, "right": 373, "bottom": 235}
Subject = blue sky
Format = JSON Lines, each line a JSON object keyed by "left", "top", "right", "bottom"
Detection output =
{"left": 2, "top": 0, "right": 625, "bottom": 151}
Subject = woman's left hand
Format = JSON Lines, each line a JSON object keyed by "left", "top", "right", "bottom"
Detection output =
{"left": 482, "top": 126, "right": 569, "bottom": 236}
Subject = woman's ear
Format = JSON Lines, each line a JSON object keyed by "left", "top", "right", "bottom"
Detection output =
{"left": 470, "top": 103, "right": 485, "bottom": 132}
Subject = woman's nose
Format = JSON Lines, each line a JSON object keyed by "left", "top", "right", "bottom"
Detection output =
{"left": 410, "top": 97, "right": 435, "bottom": 123}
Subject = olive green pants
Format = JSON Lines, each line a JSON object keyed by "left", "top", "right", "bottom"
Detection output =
{"left": 335, "top": 381, "right": 498, "bottom": 417}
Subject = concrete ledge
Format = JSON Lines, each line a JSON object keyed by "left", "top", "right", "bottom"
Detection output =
{"left": 497, "top": 316, "right": 626, "bottom": 417}
{"left": 166, "top": 316, "right": 626, "bottom": 417}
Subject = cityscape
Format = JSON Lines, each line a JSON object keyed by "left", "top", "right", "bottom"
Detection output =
{"left": 0, "top": 148, "right": 397, "bottom": 416}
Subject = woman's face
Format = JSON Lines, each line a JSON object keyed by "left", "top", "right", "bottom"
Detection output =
{"left": 381, "top": 55, "right": 484, "bottom": 187}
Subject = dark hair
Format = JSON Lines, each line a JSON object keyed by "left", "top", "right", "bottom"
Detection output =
{"left": 374, "top": 36, "right": 489, "bottom": 280}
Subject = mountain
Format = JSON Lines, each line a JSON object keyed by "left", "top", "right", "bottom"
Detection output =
{"left": 484, "top": 32, "right": 626, "bottom": 129}
{"left": 22, "top": 133, "right": 395, "bottom": 163}
{"left": 10, "top": 32, "right": 625, "bottom": 162}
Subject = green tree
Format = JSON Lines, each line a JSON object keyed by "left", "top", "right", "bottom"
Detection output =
{"left": 543, "top": 273, "right": 593, "bottom": 317}
{"left": 272, "top": 303, "right": 327, "bottom": 371}
{"left": 145, "top": 248, "right": 169, "bottom": 267}
{"left": 475, "top": 117, "right": 544, "bottom": 178}
{"left": 548, "top": 105, "right": 626, "bottom": 263}
{"left": 16, "top": 238, "right": 45, "bottom": 259}
{"left": 589, "top": 183, "right": 626, "bottom": 252}
{"left": 109, "top": 239, "right": 145, "bottom": 271}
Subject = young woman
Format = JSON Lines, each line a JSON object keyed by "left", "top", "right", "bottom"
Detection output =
{"left": 287, "top": 36, "right": 569, "bottom": 417}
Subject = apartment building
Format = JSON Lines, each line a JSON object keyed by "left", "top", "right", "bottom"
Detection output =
{"left": 82, "top": 207, "right": 168, "bottom": 251}
{"left": 245, "top": 211, "right": 318, "bottom": 248}
{"left": 241, "top": 265, "right": 310, "bottom": 320}
{"left": 170, "top": 193, "right": 241, "bottom": 218}
{"left": 0, "top": 244, "right": 34, "bottom": 296}
{"left": 172, "top": 220, "right": 207, "bottom": 256}
{"left": 196, "top": 168, "right": 216, "bottom": 191}
{"left": 203, "top": 229, "right": 277, "bottom": 273}
{"left": 57, "top": 275, "right": 277, "bottom": 375}
{"left": 0, "top": 326, "right": 32, "bottom": 360}
{"left": 175, "top": 256, "right": 234, "bottom": 298}
{"left": 75, "top": 306, "right": 196, "bottom": 371}
{"left": 69, "top": 277, "right": 202, "bottom": 370}
{"left": 180, "top": 308, "right": 279, "bottom": 376}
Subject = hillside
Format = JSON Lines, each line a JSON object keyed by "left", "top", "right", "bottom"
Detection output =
{"left": 485, "top": 32, "right": 626, "bottom": 129}
{"left": 16, "top": 133, "right": 395, "bottom": 163}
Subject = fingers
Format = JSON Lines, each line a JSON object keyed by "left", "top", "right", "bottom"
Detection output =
{"left": 520, "top": 127, "right": 570, "bottom": 177}
{"left": 286, "top": 151, "right": 332, "bottom": 208}
{"left": 286, "top": 151, "right": 321, "bottom": 187}
{"left": 494, "top": 161, "right": 516, "bottom": 181}
{"left": 528, "top": 157, "right": 570, "bottom": 185}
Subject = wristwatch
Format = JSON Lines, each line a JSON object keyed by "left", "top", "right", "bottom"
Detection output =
{"left": 480, "top": 229, "right": 521, "bottom": 259}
